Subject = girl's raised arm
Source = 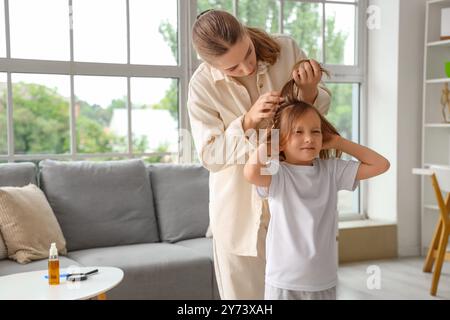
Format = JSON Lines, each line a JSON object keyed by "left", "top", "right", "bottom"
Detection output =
{"left": 244, "top": 143, "right": 272, "bottom": 187}
{"left": 324, "top": 135, "right": 390, "bottom": 181}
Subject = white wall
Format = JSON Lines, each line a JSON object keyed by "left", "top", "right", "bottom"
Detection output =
{"left": 366, "top": 0, "right": 425, "bottom": 256}
{"left": 366, "top": 0, "right": 399, "bottom": 223}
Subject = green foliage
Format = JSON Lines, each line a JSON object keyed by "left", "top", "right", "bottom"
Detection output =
{"left": 236, "top": 1, "right": 325, "bottom": 62}
{"left": 1, "top": 81, "right": 154, "bottom": 156}
{"left": 238, "top": 0, "right": 279, "bottom": 33}
{"left": 324, "top": 12, "right": 347, "bottom": 65}
{"left": 326, "top": 83, "right": 354, "bottom": 140}
{"left": 76, "top": 115, "right": 119, "bottom": 153}
{"left": 156, "top": 19, "right": 179, "bottom": 123}
{"left": 11, "top": 83, "right": 70, "bottom": 154}
{"left": 143, "top": 142, "right": 171, "bottom": 163}
{"left": 77, "top": 99, "right": 112, "bottom": 128}
{"left": 158, "top": 22, "right": 178, "bottom": 62}
{"left": 151, "top": 79, "right": 178, "bottom": 121}
{"left": 283, "top": 2, "right": 322, "bottom": 61}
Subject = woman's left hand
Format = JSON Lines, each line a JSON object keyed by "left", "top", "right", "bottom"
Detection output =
{"left": 292, "top": 59, "right": 322, "bottom": 103}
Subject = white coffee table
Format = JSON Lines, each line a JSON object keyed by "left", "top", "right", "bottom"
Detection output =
{"left": 0, "top": 266, "right": 123, "bottom": 300}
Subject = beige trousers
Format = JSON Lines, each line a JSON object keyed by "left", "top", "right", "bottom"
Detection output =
{"left": 212, "top": 202, "right": 270, "bottom": 300}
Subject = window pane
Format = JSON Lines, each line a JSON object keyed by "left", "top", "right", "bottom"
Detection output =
{"left": 130, "top": 0, "right": 177, "bottom": 65}
{"left": 12, "top": 74, "right": 70, "bottom": 155}
{"left": 283, "top": 1, "right": 323, "bottom": 62}
{"left": 73, "top": 0, "right": 126, "bottom": 63}
{"left": 74, "top": 76, "right": 128, "bottom": 153}
{"left": 0, "top": 1, "right": 6, "bottom": 57}
{"left": 325, "top": 4, "right": 356, "bottom": 65}
{"left": 197, "top": 0, "right": 233, "bottom": 14}
{"left": 327, "top": 83, "right": 358, "bottom": 140}
{"left": 327, "top": 83, "right": 359, "bottom": 214}
{"left": 0, "top": 73, "right": 6, "bottom": 154}
{"left": 9, "top": 0, "right": 69, "bottom": 60}
{"left": 238, "top": 0, "right": 279, "bottom": 33}
{"left": 130, "top": 78, "right": 178, "bottom": 154}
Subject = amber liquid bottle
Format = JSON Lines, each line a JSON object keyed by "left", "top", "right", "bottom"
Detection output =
{"left": 48, "top": 243, "right": 60, "bottom": 285}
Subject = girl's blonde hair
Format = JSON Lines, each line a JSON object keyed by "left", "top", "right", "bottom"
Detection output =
{"left": 269, "top": 60, "right": 341, "bottom": 161}
{"left": 192, "top": 9, "right": 280, "bottom": 65}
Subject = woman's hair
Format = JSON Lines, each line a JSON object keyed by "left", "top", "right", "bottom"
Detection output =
{"left": 268, "top": 60, "right": 341, "bottom": 161}
{"left": 192, "top": 9, "right": 280, "bottom": 65}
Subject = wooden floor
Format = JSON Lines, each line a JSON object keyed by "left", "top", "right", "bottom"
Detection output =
{"left": 337, "top": 257, "right": 450, "bottom": 300}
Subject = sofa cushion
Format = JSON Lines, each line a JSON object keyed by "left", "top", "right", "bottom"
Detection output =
{"left": 0, "top": 162, "right": 37, "bottom": 260}
{"left": 68, "top": 243, "right": 215, "bottom": 299}
{"left": 148, "top": 164, "right": 209, "bottom": 243}
{"left": 175, "top": 237, "right": 220, "bottom": 299}
{"left": 175, "top": 238, "right": 213, "bottom": 262}
{"left": 0, "top": 256, "right": 81, "bottom": 276}
{"left": 0, "top": 233, "right": 7, "bottom": 260}
{"left": 39, "top": 159, "right": 159, "bottom": 251}
{"left": 0, "top": 184, "right": 67, "bottom": 264}
{"left": 0, "top": 162, "right": 36, "bottom": 187}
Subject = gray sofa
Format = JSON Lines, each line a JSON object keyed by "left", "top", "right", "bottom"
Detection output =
{"left": 0, "top": 160, "right": 219, "bottom": 300}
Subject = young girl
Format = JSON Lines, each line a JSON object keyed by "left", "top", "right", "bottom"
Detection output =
{"left": 243, "top": 65, "right": 390, "bottom": 300}
{"left": 188, "top": 9, "right": 331, "bottom": 299}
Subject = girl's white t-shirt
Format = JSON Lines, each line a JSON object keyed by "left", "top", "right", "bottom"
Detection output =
{"left": 257, "top": 158, "right": 360, "bottom": 292}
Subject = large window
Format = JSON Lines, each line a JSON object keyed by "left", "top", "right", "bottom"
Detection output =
{"left": 0, "top": 0, "right": 366, "bottom": 218}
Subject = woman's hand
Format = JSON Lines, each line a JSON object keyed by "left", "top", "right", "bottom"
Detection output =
{"left": 292, "top": 59, "right": 322, "bottom": 104}
{"left": 322, "top": 133, "right": 341, "bottom": 150}
{"left": 243, "top": 91, "right": 284, "bottom": 131}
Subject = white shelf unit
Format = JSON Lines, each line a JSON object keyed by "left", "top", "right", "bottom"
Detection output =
{"left": 420, "top": 0, "right": 450, "bottom": 255}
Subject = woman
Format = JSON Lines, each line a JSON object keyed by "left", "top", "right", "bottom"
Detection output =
{"left": 187, "top": 9, "right": 331, "bottom": 300}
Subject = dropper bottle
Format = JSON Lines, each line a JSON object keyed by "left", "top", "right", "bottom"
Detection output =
{"left": 48, "top": 242, "right": 60, "bottom": 285}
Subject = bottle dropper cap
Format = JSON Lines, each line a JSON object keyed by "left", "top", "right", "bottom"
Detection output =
{"left": 49, "top": 242, "right": 58, "bottom": 256}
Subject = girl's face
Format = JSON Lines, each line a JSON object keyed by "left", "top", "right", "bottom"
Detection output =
{"left": 281, "top": 109, "right": 323, "bottom": 165}
{"left": 211, "top": 34, "right": 257, "bottom": 78}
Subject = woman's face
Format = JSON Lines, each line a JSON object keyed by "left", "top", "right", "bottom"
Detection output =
{"left": 211, "top": 34, "right": 257, "bottom": 78}
{"left": 281, "top": 109, "right": 323, "bottom": 165}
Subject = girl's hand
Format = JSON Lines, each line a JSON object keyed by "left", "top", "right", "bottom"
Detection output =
{"left": 322, "top": 134, "right": 341, "bottom": 150}
{"left": 243, "top": 91, "right": 284, "bottom": 131}
{"left": 292, "top": 60, "right": 322, "bottom": 103}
